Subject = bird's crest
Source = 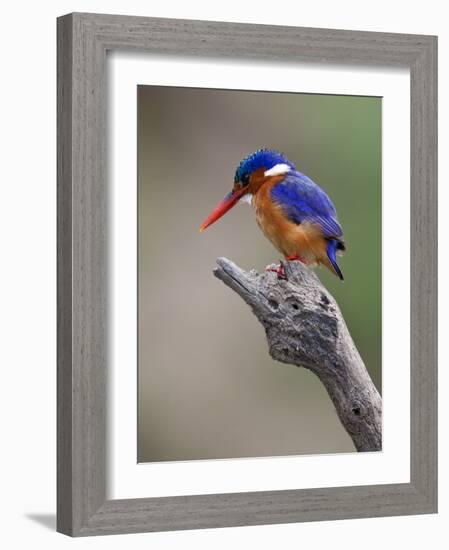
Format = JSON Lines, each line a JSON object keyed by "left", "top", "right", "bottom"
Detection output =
{"left": 234, "top": 149, "right": 296, "bottom": 184}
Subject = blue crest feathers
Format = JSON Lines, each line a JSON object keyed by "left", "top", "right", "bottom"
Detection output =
{"left": 234, "top": 149, "right": 296, "bottom": 183}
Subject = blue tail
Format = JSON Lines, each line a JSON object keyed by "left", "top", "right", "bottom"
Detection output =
{"left": 326, "top": 240, "right": 344, "bottom": 281}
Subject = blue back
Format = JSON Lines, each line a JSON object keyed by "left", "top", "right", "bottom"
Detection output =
{"left": 271, "top": 171, "right": 343, "bottom": 239}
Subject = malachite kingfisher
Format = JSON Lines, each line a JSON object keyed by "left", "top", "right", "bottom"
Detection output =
{"left": 199, "top": 149, "right": 345, "bottom": 280}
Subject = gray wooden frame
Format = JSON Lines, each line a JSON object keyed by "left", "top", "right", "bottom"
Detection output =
{"left": 57, "top": 12, "right": 437, "bottom": 537}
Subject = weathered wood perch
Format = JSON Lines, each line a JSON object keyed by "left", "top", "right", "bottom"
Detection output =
{"left": 213, "top": 257, "right": 382, "bottom": 452}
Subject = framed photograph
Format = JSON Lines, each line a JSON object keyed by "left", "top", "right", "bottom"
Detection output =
{"left": 57, "top": 13, "right": 437, "bottom": 536}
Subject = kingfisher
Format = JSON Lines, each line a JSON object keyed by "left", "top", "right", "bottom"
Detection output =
{"left": 199, "top": 149, "right": 345, "bottom": 280}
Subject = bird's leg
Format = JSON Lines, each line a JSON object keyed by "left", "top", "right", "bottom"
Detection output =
{"left": 265, "top": 255, "right": 308, "bottom": 280}
{"left": 286, "top": 254, "right": 307, "bottom": 264}
{"left": 266, "top": 260, "right": 288, "bottom": 280}
{"left": 266, "top": 255, "right": 308, "bottom": 280}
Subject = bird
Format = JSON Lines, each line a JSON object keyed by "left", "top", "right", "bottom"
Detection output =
{"left": 199, "top": 149, "right": 345, "bottom": 280}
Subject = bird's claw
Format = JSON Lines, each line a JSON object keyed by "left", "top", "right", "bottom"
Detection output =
{"left": 266, "top": 261, "right": 288, "bottom": 280}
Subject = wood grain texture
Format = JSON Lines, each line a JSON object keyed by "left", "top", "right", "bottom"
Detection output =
{"left": 214, "top": 258, "right": 382, "bottom": 452}
{"left": 57, "top": 12, "right": 437, "bottom": 536}
{"left": 57, "top": 14, "right": 73, "bottom": 536}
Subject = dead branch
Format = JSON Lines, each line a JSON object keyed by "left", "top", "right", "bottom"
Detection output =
{"left": 213, "top": 257, "right": 382, "bottom": 452}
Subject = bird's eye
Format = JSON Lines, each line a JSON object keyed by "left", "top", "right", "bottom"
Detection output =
{"left": 241, "top": 174, "right": 250, "bottom": 187}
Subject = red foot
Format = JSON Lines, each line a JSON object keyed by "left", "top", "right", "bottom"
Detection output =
{"left": 266, "top": 261, "right": 288, "bottom": 280}
{"left": 286, "top": 254, "right": 308, "bottom": 264}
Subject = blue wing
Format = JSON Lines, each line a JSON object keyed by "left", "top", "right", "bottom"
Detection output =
{"left": 271, "top": 171, "right": 343, "bottom": 239}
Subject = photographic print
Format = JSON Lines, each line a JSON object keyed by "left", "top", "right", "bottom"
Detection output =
{"left": 57, "top": 14, "right": 437, "bottom": 534}
{"left": 137, "top": 85, "right": 382, "bottom": 462}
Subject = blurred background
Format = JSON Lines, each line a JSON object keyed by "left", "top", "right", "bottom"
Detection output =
{"left": 138, "top": 85, "right": 381, "bottom": 462}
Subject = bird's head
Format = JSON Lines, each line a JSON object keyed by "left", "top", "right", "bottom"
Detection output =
{"left": 199, "top": 149, "right": 295, "bottom": 232}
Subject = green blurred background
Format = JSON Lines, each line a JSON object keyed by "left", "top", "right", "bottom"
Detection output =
{"left": 138, "top": 85, "right": 381, "bottom": 462}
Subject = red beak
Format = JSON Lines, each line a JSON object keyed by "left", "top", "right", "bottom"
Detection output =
{"left": 199, "top": 188, "right": 245, "bottom": 232}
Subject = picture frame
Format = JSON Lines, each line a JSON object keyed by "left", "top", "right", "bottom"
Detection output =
{"left": 57, "top": 12, "right": 437, "bottom": 536}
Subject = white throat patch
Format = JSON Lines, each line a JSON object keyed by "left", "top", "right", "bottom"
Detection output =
{"left": 240, "top": 194, "right": 253, "bottom": 206}
{"left": 264, "top": 163, "right": 291, "bottom": 177}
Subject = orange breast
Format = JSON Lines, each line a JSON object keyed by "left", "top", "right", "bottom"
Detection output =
{"left": 252, "top": 178, "right": 328, "bottom": 264}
